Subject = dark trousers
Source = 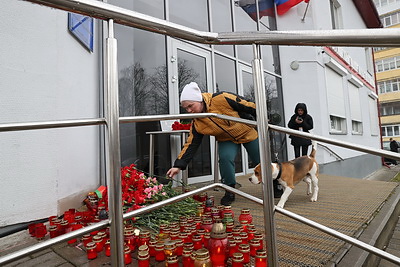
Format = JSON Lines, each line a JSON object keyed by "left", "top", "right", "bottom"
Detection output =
{"left": 294, "top": 145, "right": 309, "bottom": 158}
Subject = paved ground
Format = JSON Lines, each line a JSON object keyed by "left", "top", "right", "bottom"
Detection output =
{"left": 1, "top": 165, "right": 400, "bottom": 266}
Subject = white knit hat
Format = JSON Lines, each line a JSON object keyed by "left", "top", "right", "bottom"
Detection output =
{"left": 180, "top": 82, "right": 203, "bottom": 103}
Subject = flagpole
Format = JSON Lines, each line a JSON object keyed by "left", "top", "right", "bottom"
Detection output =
{"left": 301, "top": 0, "right": 310, "bottom": 22}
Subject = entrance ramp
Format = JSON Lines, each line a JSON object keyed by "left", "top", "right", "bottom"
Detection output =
{"left": 206, "top": 173, "right": 398, "bottom": 266}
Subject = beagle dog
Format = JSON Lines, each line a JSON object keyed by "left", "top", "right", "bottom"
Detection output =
{"left": 249, "top": 141, "right": 319, "bottom": 208}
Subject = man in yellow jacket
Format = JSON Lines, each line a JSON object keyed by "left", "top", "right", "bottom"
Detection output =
{"left": 167, "top": 82, "right": 282, "bottom": 205}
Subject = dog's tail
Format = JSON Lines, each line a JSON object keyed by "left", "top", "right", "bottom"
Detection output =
{"left": 309, "top": 140, "right": 317, "bottom": 158}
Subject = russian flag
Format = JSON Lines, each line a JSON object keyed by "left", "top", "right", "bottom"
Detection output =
{"left": 237, "top": 0, "right": 307, "bottom": 19}
{"left": 275, "top": 0, "right": 305, "bottom": 16}
{"left": 237, "top": 0, "right": 275, "bottom": 21}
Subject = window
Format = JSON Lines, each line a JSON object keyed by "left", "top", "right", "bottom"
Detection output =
{"left": 375, "top": 56, "right": 400, "bottom": 73}
{"left": 379, "top": 102, "right": 400, "bottom": 115}
{"left": 378, "top": 78, "right": 400, "bottom": 94}
{"left": 325, "top": 65, "right": 347, "bottom": 134}
{"left": 68, "top": 13, "right": 94, "bottom": 52}
{"left": 369, "top": 96, "right": 379, "bottom": 136}
{"left": 330, "top": 0, "right": 343, "bottom": 29}
{"left": 348, "top": 81, "right": 363, "bottom": 134}
{"left": 382, "top": 125, "right": 400, "bottom": 137}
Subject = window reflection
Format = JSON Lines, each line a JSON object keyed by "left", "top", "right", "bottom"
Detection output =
{"left": 169, "top": 0, "right": 209, "bottom": 31}
{"left": 215, "top": 54, "right": 237, "bottom": 93}
{"left": 211, "top": 0, "right": 234, "bottom": 56}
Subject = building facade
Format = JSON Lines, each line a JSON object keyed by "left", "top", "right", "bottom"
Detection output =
{"left": 1, "top": 0, "right": 382, "bottom": 226}
{"left": 373, "top": 0, "right": 400, "bottom": 152}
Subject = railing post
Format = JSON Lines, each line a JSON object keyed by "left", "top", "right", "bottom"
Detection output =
{"left": 252, "top": 44, "right": 279, "bottom": 267}
{"left": 105, "top": 19, "right": 125, "bottom": 266}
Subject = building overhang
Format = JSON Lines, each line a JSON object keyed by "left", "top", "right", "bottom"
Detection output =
{"left": 352, "top": 0, "right": 383, "bottom": 28}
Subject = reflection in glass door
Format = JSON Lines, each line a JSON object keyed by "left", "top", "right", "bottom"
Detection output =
{"left": 171, "top": 41, "right": 213, "bottom": 181}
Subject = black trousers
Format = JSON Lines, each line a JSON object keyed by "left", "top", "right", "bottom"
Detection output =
{"left": 294, "top": 145, "right": 309, "bottom": 158}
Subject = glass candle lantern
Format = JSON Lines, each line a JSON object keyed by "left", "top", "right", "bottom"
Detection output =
{"left": 238, "top": 208, "right": 253, "bottom": 224}
{"left": 169, "top": 230, "right": 179, "bottom": 240}
{"left": 49, "top": 225, "right": 58, "bottom": 239}
{"left": 82, "top": 233, "right": 92, "bottom": 247}
{"left": 104, "top": 240, "right": 111, "bottom": 257}
{"left": 28, "top": 223, "right": 37, "bottom": 237}
{"left": 208, "top": 219, "right": 229, "bottom": 267}
{"left": 138, "top": 244, "right": 149, "bottom": 253}
{"left": 192, "top": 234, "right": 203, "bottom": 250}
{"left": 203, "top": 232, "right": 210, "bottom": 249}
{"left": 254, "top": 232, "right": 264, "bottom": 249}
{"left": 232, "top": 252, "right": 245, "bottom": 267}
{"left": 148, "top": 239, "right": 157, "bottom": 257}
{"left": 247, "top": 227, "right": 256, "bottom": 240}
{"left": 201, "top": 218, "right": 213, "bottom": 232}
{"left": 154, "top": 243, "right": 165, "bottom": 262}
{"left": 166, "top": 255, "right": 179, "bottom": 267}
{"left": 239, "top": 232, "right": 249, "bottom": 245}
{"left": 240, "top": 220, "right": 249, "bottom": 233}
{"left": 238, "top": 244, "right": 250, "bottom": 264}
{"left": 182, "top": 248, "right": 194, "bottom": 267}
{"left": 221, "top": 206, "right": 234, "bottom": 219}
{"left": 92, "top": 234, "right": 104, "bottom": 252}
{"left": 196, "top": 205, "right": 204, "bottom": 217}
{"left": 255, "top": 249, "right": 267, "bottom": 267}
{"left": 232, "top": 226, "right": 242, "bottom": 237}
{"left": 138, "top": 230, "right": 151, "bottom": 247}
{"left": 194, "top": 248, "right": 212, "bottom": 267}
{"left": 124, "top": 245, "right": 132, "bottom": 265}
{"left": 175, "top": 239, "right": 184, "bottom": 256}
{"left": 194, "top": 216, "right": 202, "bottom": 229}
{"left": 249, "top": 239, "right": 262, "bottom": 257}
{"left": 226, "top": 221, "right": 234, "bottom": 233}
{"left": 60, "top": 220, "right": 69, "bottom": 235}
{"left": 35, "top": 223, "right": 47, "bottom": 240}
{"left": 138, "top": 250, "right": 150, "bottom": 267}
{"left": 229, "top": 239, "right": 238, "bottom": 258}
{"left": 124, "top": 228, "right": 136, "bottom": 252}
{"left": 183, "top": 242, "right": 194, "bottom": 252}
{"left": 164, "top": 241, "right": 176, "bottom": 257}
{"left": 222, "top": 213, "right": 234, "bottom": 226}
{"left": 85, "top": 242, "right": 97, "bottom": 260}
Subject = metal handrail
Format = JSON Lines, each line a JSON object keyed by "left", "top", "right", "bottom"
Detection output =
{"left": 318, "top": 142, "right": 344, "bottom": 161}
{"left": 25, "top": 0, "right": 400, "bottom": 47}
{"left": 4, "top": 0, "right": 399, "bottom": 266}
{"left": 2, "top": 183, "right": 400, "bottom": 265}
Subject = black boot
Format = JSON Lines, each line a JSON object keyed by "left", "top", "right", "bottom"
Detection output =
{"left": 273, "top": 179, "right": 284, "bottom": 198}
{"left": 220, "top": 184, "right": 236, "bottom": 206}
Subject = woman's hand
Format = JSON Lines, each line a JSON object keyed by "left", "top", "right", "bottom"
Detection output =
{"left": 166, "top": 167, "right": 181, "bottom": 178}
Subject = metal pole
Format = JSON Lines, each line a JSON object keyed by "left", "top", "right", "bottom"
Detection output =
{"left": 149, "top": 134, "right": 155, "bottom": 177}
{"left": 105, "top": 19, "right": 125, "bottom": 267}
{"left": 213, "top": 138, "right": 219, "bottom": 184}
{"left": 252, "top": 44, "right": 279, "bottom": 267}
{"left": 181, "top": 132, "right": 189, "bottom": 190}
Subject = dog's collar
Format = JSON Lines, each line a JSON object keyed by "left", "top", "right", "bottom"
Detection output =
{"left": 276, "top": 162, "right": 282, "bottom": 179}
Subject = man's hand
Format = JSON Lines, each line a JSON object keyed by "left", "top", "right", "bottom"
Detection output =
{"left": 166, "top": 167, "right": 181, "bottom": 178}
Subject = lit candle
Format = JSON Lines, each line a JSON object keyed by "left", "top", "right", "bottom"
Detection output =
{"left": 92, "top": 234, "right": 104, "bottom": 253}
{"left": 138, "top": 250, "right": 150, "bottom": 267}
{"left": 238, "top": 244, "right": 250, "bottom": 264}
{"left": 255, "top": 249, "right": 268, "bottom": 267}
{"left": 124, "top": 245, "right": 132, "bottom": 265}
{"left": 104, "top": 240, "right": 111, "bottom": 257}
{"left": 208, "top": 219, "right": 229, "bottom": 267}
{"left": 193, "top": 248, "right": 212, "bottom": 267}
{"left": 164, "top": 241, "right": 176, "bottom": 257}
{"left": 85, "top": 242, "right": 97, "bottom": 260}
{"left": 232, "top": 252, "right": 245, "bottom": 267}
{"left": 154, "top": 243, "right": 165, "bottom": 262}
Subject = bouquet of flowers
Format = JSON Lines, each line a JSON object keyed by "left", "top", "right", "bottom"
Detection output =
{"left": 120, "top": 164, "right": 198, "bottom": 232}
{"left": 171, "top": 121, "right": 191, "bottom": 130}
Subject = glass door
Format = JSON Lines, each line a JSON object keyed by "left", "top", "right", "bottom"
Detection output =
{"left": 170, "top": 40, "right": 214, "bottom": 184}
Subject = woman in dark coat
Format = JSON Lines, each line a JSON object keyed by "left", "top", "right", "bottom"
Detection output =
{"left": 288, "top": 103, "right": 314, "bottom": 158}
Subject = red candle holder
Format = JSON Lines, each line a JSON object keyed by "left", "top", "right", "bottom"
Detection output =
{"left": 154, "top": 243, "right": 165, "bottom": 262}
{"left": 164, "top": 241, "right": 176, "bottom": 258}
{"left": 229, "top": 239, "right": 238, "bottom": 258}
{"left": 255, "top": 249, "right": 267, "bottom": 267}
{"left": 148, "top": 239, "right": 157, "bottom": 257}
{"left": 82, "top": 233, "right": 92, "bottom": 247}
{"left": 249, "top": 239, "right": 262, "bottom": 257}
{"left": 232, "top": 252, "right": 245, "bottom": 267}
{"left": 35, "top": 223, "right": 47, "bottom": 240}
{"left": 238, "top": 244, "right": 250, "bottom": 264}
{"left": 67, "top": 224, "right": 83, "bottom": 245}
{"left": 254, "top": 232, "right": 264, "bottom": 249}
{"left": 238, "top": 208, "right": 253, "bottom": 224}
{"left": 239, "top": 220, "right": 249, "bottom": 233}
{"left": 239, "top": 232, "right": 249, "bottom": 245}
{"left": 192, "top": 234, "right": 203, "bottom": 250}
{"left": 124, "top": 245, "right": 132, "bottom": 265}
{"left": 124, "top": 228, "right": 136, "bottom": 252}
{"left": 203, "top": 232, "right": 210, "bottom": 249}
{"left": 138, "top": 250, "right": 150, "bottom": 267}
{"left": 175, "top": 239, "right": 184, "bottom": 256}
{"left": 139, "top": 230, "right": 151, "bottom": 247}
{"left": 92, "top": 234, "right": 104, "bottom": 253}
{"left": 182, "top": 248, "right": 194, "bottom": 267}
{"left": 201, "top": 218, "right": 213, "bottom": 233}
{"left": 85, "top": 242, "right": 97, "bottom": 260}
{"left": 247, "top": 227, "right": 256, "bottom": 240}
{"left": 166, "top": 255, "right": 179, "bottom": 267}
{"left": 104, "top": 240, "right": 111, "bottom": 257}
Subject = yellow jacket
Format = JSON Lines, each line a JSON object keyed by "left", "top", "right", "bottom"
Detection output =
{"left": 174, "top": 92, "right": 258, "bottom": 170}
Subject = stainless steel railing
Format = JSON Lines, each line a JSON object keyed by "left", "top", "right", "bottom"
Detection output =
{"left": 2, "top": 0, "right": 399, "bottom": 266}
